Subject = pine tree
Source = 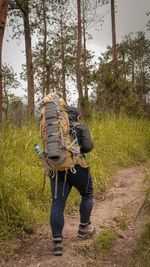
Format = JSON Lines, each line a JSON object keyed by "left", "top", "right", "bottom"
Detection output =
{"left": 110, "top": 0, "right": 117, "bottom": 74}
{"left": 9, "top": 0, "right": 34, "bottom": 120}
{"left": 0, "top": 0, "right": 9, "bottom": 126}
{"left": 2, "top": 64, "right": 20, "bottom": 119}
{"left": 76, "top": 0, "right": 85, "bottom": 119}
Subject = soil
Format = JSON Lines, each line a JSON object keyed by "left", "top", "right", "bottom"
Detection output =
{"left": 1, "top": 163, "right": 149, "bottom": 267}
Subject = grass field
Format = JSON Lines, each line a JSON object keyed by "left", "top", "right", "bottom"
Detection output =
{"left": 1, "top": 114, "right": 150, "bottom": 257}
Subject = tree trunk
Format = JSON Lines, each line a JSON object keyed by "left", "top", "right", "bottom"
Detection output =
{"left": 131, "top": 56, "right": 135, "bottom": 92}
{"left": 82, "top": 5, "right": 88, "bottom": 101}
{"left": 111, "top": 0, "right": 117, "bottom": 72}
{"left": 61, "top": 41, "right": 66, "bottom": 102}
{"left": 122, "top": 53, "right": 126, "bottom": 80}
{"left": 46, "top": 64, "right": 50, "bottom": 95}
{"left": 3, "top": 74, "right": 9, "bottom": 119}
{"left": 23, "top": 12, "right": 34, "bottom": 120}
{"left": 140, "top": 71, "right": 144, "bottom": 104}
{"left": 76, "top": 0, "right": 85, "bottom": 120}
{"left": 60, "top": 12, "right": 66, "bottom": 102}
{"left": 42, "top": 0, "right": 47, "bottom": 98}
{"left": 0, "top": 0, "right": 9, "bottom": 126}
{"left": 51, "top": 66, "right": 55, "bottom": 93}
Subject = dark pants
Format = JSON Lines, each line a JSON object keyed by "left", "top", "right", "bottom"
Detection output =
{"left": 50, "top": 166, "right": 94, "bottom": 238}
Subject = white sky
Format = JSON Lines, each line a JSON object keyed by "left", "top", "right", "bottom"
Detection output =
{"left": 2, "top": 0, "right": 150, "bottom": 99}
{"left": 87, "top": 0, "right": 150, "bottom": 58}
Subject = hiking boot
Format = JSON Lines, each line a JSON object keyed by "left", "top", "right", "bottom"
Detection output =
{"left": 78, "top": 223, "right": 96, "bottom": 239}
{"left": 52, "top": 237, "right": 63, "bottom": 256}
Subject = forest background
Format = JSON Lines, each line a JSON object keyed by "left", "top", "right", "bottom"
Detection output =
{"left": 0, "top": 0, "right": 150, "bottom": 123}
{"left": 0, "top": 0, "right": 150, "bottom": 265}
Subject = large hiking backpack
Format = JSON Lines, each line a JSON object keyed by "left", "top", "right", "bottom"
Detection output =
{"left": 40, "top": 93, "right": 88, "bottom": 172}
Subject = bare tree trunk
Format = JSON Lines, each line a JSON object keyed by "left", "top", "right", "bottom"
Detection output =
{"left": 61, "top": 41, "right": 66, "bottom": 101}
{"left": 0, "top": 0, "right": 9, "bottom": 126}
{"left": 24, "top": 13, "right": 34, "bottom": 119}
{"left": 140, "top": 71, "right": 144, "bottom": 104}
{"left": 76, "top": 0, "right": 85, "bottom": 120}
{"left": 122, "top": 53, "right": 126, "bottom": 80}
{"left": 60, "top": 12, "right": 66, "bottom": 102}
{"left": 131, "top": 56, "right": 135, "bottom": 92}
{"left": 82, "top": 5, "right": 88, "bottom": 101}
{"left": 46, "top": 64, "right": 50, "bottom": 95}
{"left": 42, "top": 0, "right": 47, "bottom": 97}
{"left": 3, "top": 75, "right": 9, "bottom": 119}
{"left": 51, "top": 67, "right": 55, "bottom": 93}
{"left": 111, "top": 0, "right": 117, "bottom": 72}
{"left": 15, "top": 0, "right": 34, "bottom": 120}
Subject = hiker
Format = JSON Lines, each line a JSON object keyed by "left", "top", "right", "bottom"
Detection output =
{"left": 50, "top": 106, "right": 95, "bottom": 256}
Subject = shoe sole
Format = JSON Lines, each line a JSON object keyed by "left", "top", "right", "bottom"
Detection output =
{"left": 53, "top": 252, "right": 63, "bottom": 256}
{"left": 53, "top": 248, "right": 63, "bottom": 256}
{"left": 78, "top": 228, "right": 96, "bottom": 239}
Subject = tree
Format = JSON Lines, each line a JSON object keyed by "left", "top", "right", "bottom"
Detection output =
{"left": 41, "top": 0, "right": 48, "bottom": 97}
{"left": 70, "top": 0, "right": 109, "bottom": 118}
{"left": 82, "top": 2, "right": 88, "bottom": 103}
{"left": 110, "top": 0, "right": 117, "bottom": 74}
{"left": 76, "top": 0, "right": 85, "bottom": 119}
{"left": 0, "top": 0, "right": 9, "bottom": 125}
{"left": 34, "top": 0, "right": 50, "bottom": 98}
{"left": 9, "top": 0, "right": 34, "bottom": 120}
{"left": 123, "top": 32, "right": 150, "bottom": 103}
{"left": 146, "top": 11, "right": 150, "bottom": 31}
{"left": 8, "top": 95, "right": 28, "bottom": 126}
{"left": 93, "top": 32, "right": 150, "bottom": 115}
{"left": 33, "top": 0, "right": 77, "bottom": 102}
{"left": 60, "top": 5, "right": 67, "bottom": 101}
{"left": 2, "top": 64, "right": 20, "bottom": 119}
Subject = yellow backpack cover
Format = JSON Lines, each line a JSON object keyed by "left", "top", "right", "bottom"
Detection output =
{"left": 40, "top": 93, "right": 88, "bottom": 172}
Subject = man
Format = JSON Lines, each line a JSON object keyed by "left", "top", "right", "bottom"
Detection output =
{"left": 50, "top": 106, "right": 95, "bottom": 256}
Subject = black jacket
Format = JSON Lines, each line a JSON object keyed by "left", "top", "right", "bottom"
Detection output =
{"left": 74, "top": 123, "right": 94, "bottom": 154}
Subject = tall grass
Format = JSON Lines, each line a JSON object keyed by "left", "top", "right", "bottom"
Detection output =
{"left": 1, "top": 114, "right": 150, "bottom": 257}
{"left": 88, "top": 113, "right": 150, "bottom": 193}
{"left": 0, "top": 123, "right": 51, "bottom": 243}
{"left": 128, "top": 167, "right": 150, "bottom": 267}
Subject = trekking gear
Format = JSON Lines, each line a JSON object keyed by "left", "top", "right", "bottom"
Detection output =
{"left": 40, "top": 93, "right": 88, "bottom": 173}
{"left": 34, "top": 144, "right": 52, "bottom": 171}
{"left": 78, "top": 222, "right": 96, "bottom": 239}
{"left": 52, "top": 237, "right": 63, "bottom": 256}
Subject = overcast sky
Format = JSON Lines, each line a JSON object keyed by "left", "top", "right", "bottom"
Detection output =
{"left": 2, "top": 0, "right": 150, "bottom": 97}
{"left": 87, "top": 0, "right": 150, "bottom": 58}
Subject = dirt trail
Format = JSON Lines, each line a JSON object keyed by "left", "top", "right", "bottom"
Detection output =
{"left": 1, "top": 164, "right": 149, "bottom": 267}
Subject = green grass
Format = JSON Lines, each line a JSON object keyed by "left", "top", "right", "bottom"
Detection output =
{"left": 113, "top": 204, "right": 130, "bottom": 230}
{"left": 1, "top": 113, "right": 150, "bottom": 258}
{"left": 125, "top": 168, "right": 150, "bottom": 267}
{"left": 93, "top": 228, "right": 117, "bottom": 255}
{"left": 113, "top": 215, "right": 128, "bottom": 230}
{"left": 124, "top": 218, "right": 150, "bottom": 267}
{"left": 0, "top": 123, "right": 51, "bottom": 253}
{"left": 88, "top": 113, "right": 150, "bottom": 194}
{"left": 75, "top": 228, "right": 117, "bottom": 262}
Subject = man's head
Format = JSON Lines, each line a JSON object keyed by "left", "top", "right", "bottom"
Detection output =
{"left": 68, "top": 106, "right": 80, "bottom": 122}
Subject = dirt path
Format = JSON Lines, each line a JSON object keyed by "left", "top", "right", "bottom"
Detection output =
{"left": 1, "top": 164, "right": 149, "bottom": 267}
